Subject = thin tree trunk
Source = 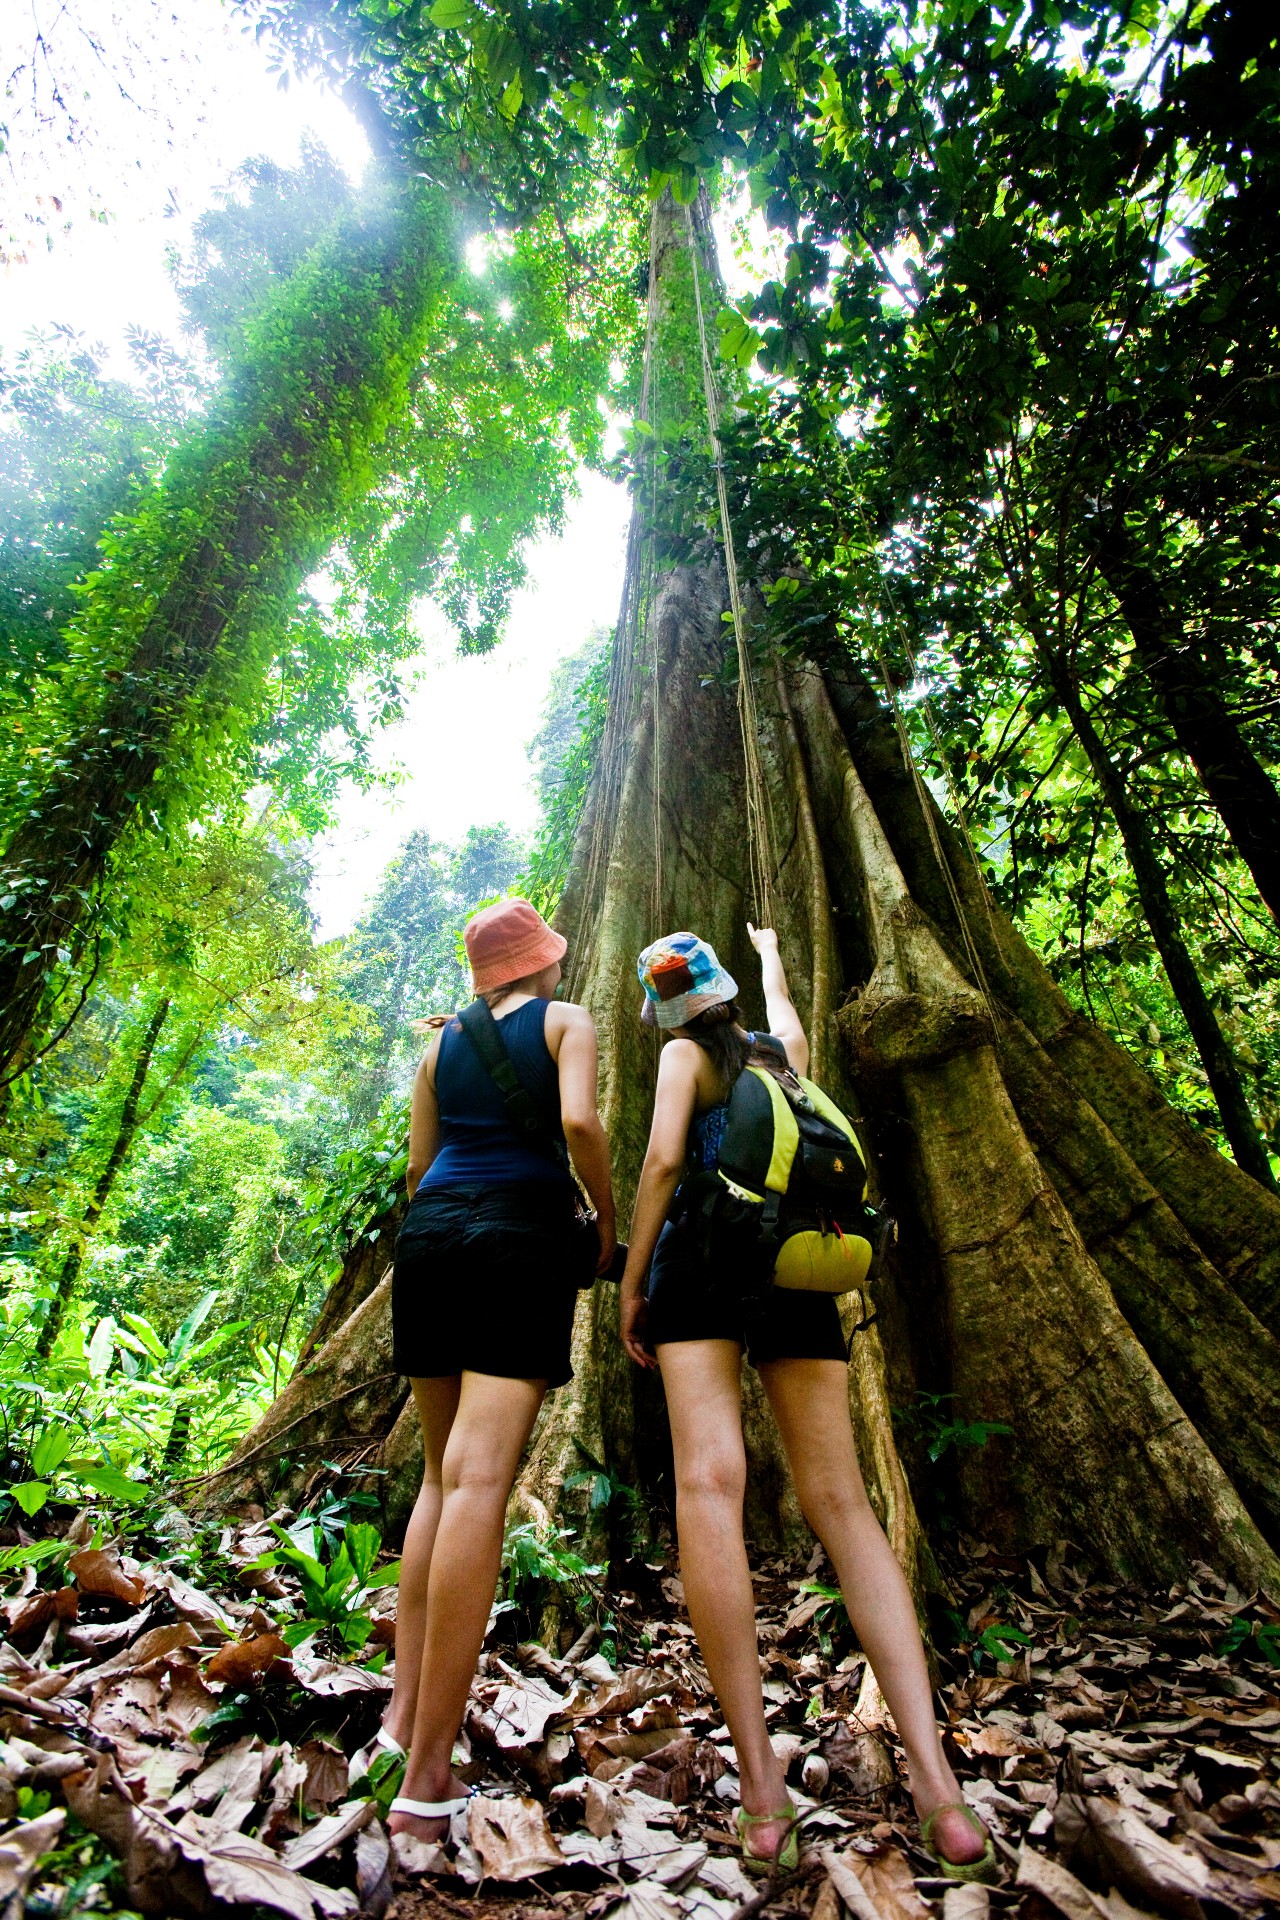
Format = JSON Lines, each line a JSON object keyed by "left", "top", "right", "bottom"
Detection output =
{"left": 1097, "top": 528, "right": 1280, "bottom": 921}
{"left": 1037, "top": 646, "right": 1274, "bottom": 1188}
{"left": 34, "top": 995, "right": 171, "bottom": 1362}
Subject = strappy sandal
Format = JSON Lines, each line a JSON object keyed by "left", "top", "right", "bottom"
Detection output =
{"left": 737, "top": 1802, "right": 800, "bottom": 1876}
{"left": 374, "top": 1726, "right": 406, "bottom": 1758}
{"left": 389, "top": 1786, "right": 474, "bottom": 1827}
{"left": 920, "top": 1802, "right": 999, "bottom": 1883}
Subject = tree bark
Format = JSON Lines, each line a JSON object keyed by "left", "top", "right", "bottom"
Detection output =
{"left": 824, "top": 661, "right": 1280, "bottom": 1337}
{"left": 34, "top": 995, "right": 170, "bottom": 1362}
{"left": 1096, "top": 526, "right": 1280, "bottom": 923}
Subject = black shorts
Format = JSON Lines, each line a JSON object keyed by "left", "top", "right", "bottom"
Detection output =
{"left": 645, "top": 1214, "right": 848, "bottom": 1368}
{"left": 392, "top": 1183, "right": 580, "bottom": 1387}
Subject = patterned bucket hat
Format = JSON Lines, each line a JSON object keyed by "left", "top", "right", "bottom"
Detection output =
{"left": 637, "top": 931, "right": 738, "bottom": 1030}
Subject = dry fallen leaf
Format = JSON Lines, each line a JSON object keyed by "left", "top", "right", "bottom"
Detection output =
{"left": 467, "top": 1793, "right": 564, "bottom": 1880}
{"left": 0, "top": 1809, "right": 66, "bottom": 1912}
{"left": 298, "top": 1737, "right": 349, "bottom": 1812}
{"left": 281, "top": 1797, "right": 375, "bottom": 1874}
{"left": 70, "top": 1620, "right": 201, "bottom": 1694}
{"left": 68, "top": 1549, "right": 147, "bottom": 1609}
{"left": 844, "top": 1841, "right": 931, "bottom": 1920}
{"left": 1017, "top": 1843, "right": 1110, "bottom": 1920}
{"left": 205, "top": 1632, "right": 290, "bottom": 1688}
{"left": 1078, "top": 1795, "right": 1209, "bottom": 1920}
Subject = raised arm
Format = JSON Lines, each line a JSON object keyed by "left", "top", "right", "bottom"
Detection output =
{"left": 747, "top": 923, "right": 809, "bottom": 1077}
{"left": 553, "top": 1003, "right": 617, "bottom": 1274}
{"left": 619, "top": 1038, "right": 700, "bottom": 1367}
{"left": 406, "top": 1033, "right": 442, "bottom": 1196}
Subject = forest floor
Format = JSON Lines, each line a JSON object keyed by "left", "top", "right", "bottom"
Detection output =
{"left": 2, "top": 1516, "right": 1279, "bottom": 1920}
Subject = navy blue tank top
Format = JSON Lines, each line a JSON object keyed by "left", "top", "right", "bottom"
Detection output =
{"left": 418, "top": 998, "right": 571, "bottom": 1193}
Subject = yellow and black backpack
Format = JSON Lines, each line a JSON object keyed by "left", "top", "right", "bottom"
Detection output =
{"left": 679, "top": 1034, "right": 892, "bottom": 1301}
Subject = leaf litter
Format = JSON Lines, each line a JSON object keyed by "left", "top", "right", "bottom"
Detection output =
{"left": 1, "top": 1522, "right": 1278, "bottom": 1920}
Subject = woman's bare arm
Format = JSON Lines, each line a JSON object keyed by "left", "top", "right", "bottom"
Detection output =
{"left": 619, "top": 1039, "right": 700, "bottom": 1367}
{"left": 747, "top": 923, "right": 809, "bottom": 1076}
{"left": 406, "top": 1034, "right": 442, "bottom": 1195}
{"left": 551, "top": 1003, "right": 617, "bottom": 1272}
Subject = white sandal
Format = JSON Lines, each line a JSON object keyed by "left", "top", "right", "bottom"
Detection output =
{"left": 374, "top": 1727, "right": 406, "bottom": 1758}
{"left": 390, "top": 1789, "right": 473, "bottom": 1820}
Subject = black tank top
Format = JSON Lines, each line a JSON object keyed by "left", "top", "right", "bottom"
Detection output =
{"left": 417, "top": 998, "right": 571, "bottom": 1193}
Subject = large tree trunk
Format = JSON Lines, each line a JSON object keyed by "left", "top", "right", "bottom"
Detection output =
{"left": 200, "top": 195, "right": 1280, "bottom": 1607}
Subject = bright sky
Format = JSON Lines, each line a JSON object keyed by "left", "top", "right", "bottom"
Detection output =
{"left": 1, "top": 0, "right": 631, "bottom": 938}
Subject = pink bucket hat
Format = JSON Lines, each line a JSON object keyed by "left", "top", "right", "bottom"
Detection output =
{"left": 464, "top": 897, "right": 567, "bottom": 993}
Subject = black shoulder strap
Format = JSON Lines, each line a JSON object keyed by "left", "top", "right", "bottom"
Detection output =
{"left": 456, "top": 999, "right": 558, "bottom": 1157}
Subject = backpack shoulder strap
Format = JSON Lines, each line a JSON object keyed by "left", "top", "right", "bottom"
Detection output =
{"left": 456, "top": 999, "right": 553, "bottom": 1152}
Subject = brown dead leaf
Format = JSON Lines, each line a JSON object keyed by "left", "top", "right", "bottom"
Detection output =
{"left": 63, "top": 1750, "right": 212, "bottom": 1916}
{"left": 290, "top": 1650, "right": 391, "bottom": 1696}
{"left": 281, "top": 1797, "right": 374, "bottom": 1873}
{"left": 822, "top": 1844, "right": 891, "bottom": 1920}
{"left": 845, "top": 1842, "right": 931, "bottom": 1920}
{"left": 1075, "top": 1796, "right": 1210, "bottom": 1920}
{"left": 5, "top": 1586, "right": 78, "bottom": 1652}
{"left": 0, "top": 1809, "right": 67, "bottom": 1911}
{"left": 467, "top": 1793, "right": 564, "bottom": 1880}
{"left": 205, "top": 1632, "right": 290, "bottom": 1688}
{"left": 71, "top": 1621, "right": 201, "bottom": 1694}
{"left": 162, "top": 1662, "right": 219, "bottom": 1737}
{"left": 298, "top": 1737, "right": 349, "bottom": 1812}
{"left": 69, "top": 1548, "right": 146, "bottom": 1609}
{"left": 261, "top": 1746, "right": 310, "bottom": 1844}
{"left": 1017, "top": 1844, "right": 1110, "bottom": 1920}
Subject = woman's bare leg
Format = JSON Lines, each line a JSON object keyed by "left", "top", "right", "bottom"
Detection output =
{"left": 658, "top": 1340, "right": 793, "bottom": 1861}
{"left": 382, "top": 1375, "right": 462, "bottom": 1751}
{"left": 760, "top": 1357, "right": 983, "bottom": 1865}
{"left": 389, "top": 1370, "right": 546, "bottom": 1843}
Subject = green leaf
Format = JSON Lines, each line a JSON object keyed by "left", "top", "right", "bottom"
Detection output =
{"left": 75, "top": 1465, "right": 149, "bottom": 1505}
{"left": 31, "top": 1427, "right": 73, "bottom": 1477}
{"left": 87, "top": 1316, "right": 116, "bottom": 1380}
{"left": 8, "top": 1480, "right": 50, "bottom": 1517}
{"left": 429, "top": 0, "right": 474, "bottom": 28}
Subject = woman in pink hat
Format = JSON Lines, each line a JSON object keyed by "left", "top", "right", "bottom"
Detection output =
{"left": 380, "top": 897, "right": 616, "bottom": 1841}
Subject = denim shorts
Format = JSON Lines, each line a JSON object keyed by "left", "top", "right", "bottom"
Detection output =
{"left": 392, "top": 1182, "right": 580, "bottom": 1386}
{"left": 645, "top": 1214, "right": 847, "bottom": 1368}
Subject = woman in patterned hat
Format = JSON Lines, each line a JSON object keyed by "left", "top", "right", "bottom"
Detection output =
{"left": 619, "top": 925, "right": 992, "bottom": 1882}
{"left": 382, "top": 897, "right": 616, "bottom": 1842}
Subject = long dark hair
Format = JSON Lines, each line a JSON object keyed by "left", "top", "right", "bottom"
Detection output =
{"left": 683, "top": 1000, "right": 754, "bottom": 1092}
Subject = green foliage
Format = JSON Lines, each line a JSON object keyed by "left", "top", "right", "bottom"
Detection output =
{"left": 970, "top": 1622, "right": 1033, "bottom": 1672}
{"left": 796, "top": 1578, "right": 850, "bottom": 1659}
{"left": 563, "top": 1438, "right": 646, "bottom": 1549}
{"left": 897, "top": 1393, "right": 1014, "bottom": 1466}
{"left": 0, "top": 1270, "right": 277, "bottom": 1512}
{"left": 499, "top": 1519, "right": 604, "bottom": 1620}
{"left": 248, "top": 1517, "right": 400, "bottom": 1654}
{"left": 1218, "top": 1616, "right": 1280, "bottom": 1669}
{"left": 524, "top": 642, "right": 610, "bottom": 917}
